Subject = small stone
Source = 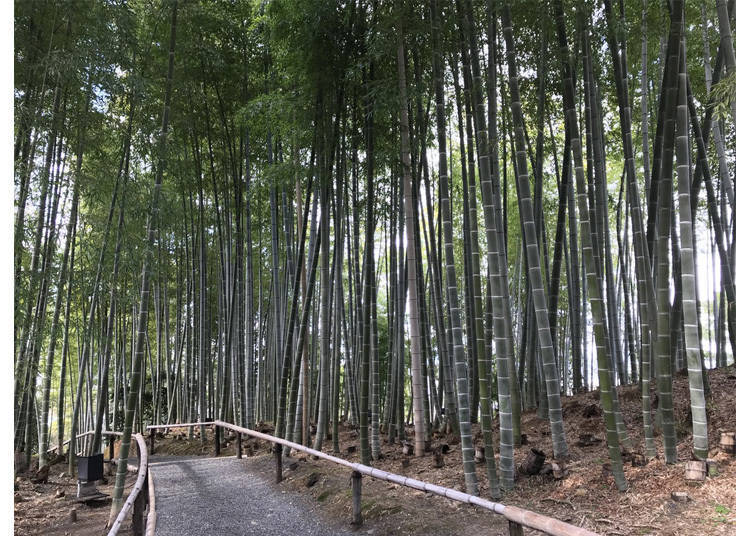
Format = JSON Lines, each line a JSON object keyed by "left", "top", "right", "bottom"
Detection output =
{"left": 55, "top": 488, "right": 65, "bottom": 498}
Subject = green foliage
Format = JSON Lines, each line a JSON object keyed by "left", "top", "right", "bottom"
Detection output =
{"left": 712, "top": 503, "right": 730, "bottom": 524}
{"left": 711, "top": 70, "right": 735, "bottom": 122}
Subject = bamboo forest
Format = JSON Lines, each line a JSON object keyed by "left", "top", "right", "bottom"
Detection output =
{"left": 13, "top": 0, "right": 737, "bottom": 534}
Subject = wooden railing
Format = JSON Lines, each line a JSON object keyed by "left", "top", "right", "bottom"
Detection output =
{"left": 107, "top": 433, "right": 151, "bottom": 536}
{"left": 45, "top": 429, "right": 122, "bottom": 455}
{"left": 146, "top": 421, "right": 599, "bottom": 536}
{"left": 43, "top": 429, "right": 153, "bottom": 535}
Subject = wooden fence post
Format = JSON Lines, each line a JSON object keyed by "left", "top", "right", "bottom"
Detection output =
{"left": 214, "top": 426, "right": 221, "bottom": 457}
{"left": 351, "top": 471, "right": 362, "bottom": 526}
{"left": 133, "top": 473, "right": 146, "bottom": 536}
{"left": 275, "top": 444, "right": 282, "bottom": 483}
{"left": 107, "top": 436, "right": 114, "bottom": 475}
{"left": 508, "top": 520, "right": 524, "bottom": 536}
{"left": 149, "top": 428, "right": 155, "bottom": 456}
{"left": 236, "top": 433, "right": 242, "bottom": 459}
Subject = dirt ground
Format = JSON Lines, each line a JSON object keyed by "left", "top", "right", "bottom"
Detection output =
{"left": 248, "top": 365, "right": 736, "bottom": 536}
{"left": 15, "top": 366, "right": 735, "bottom": 535}
{"left": 14, "top": 456, "right": 137, "bottom": 536}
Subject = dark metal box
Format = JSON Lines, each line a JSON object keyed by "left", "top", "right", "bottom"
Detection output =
{"left": 77, "top": 453, "right": 104, "bottom": 482}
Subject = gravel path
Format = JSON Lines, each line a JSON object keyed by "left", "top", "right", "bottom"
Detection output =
{"left": 149, "top": 456, "right": 357, "bottom": 536}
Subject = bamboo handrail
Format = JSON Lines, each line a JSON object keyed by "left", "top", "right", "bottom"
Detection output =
{"left": 146, "top": 467, "right": 156, "bottom": 536}
{"left": 107, "top": 433, "right": 149, "bottom": 536}
{"left": 146, "top": 421, "right": 215, "bottom": 430}
{"left": 148, "top": 420, "right": 599, "bottom": 536}
{"left": 45, "top": 429, "right": 122, "bottom": 454}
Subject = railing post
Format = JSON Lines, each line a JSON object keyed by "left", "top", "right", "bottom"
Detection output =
{"left": 214, "top": 425, "right": 221, "bottom": 457}
{"left": 274, "top": 444, "right": 282, "bottom": 483}
{"left": 107, "top": 435, "right": 114, "bottom": 475}
{"left": 236, "top": 433, "right": 242, "bottom": 459}
{"left": 351, "top": 471, "right": 362, "bottom": 526}
{"left": 508, "top": 521, "right": 524, "bottom": 536}
{"left": 149, "top": 428, "right": 155, "bottom": 456}
{"left": 133, "top": 474, "right": 146, "bottom": 536}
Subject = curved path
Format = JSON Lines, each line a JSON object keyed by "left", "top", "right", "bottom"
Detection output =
{"left": 149, "top": 455, "right": 357, "bottom": 536}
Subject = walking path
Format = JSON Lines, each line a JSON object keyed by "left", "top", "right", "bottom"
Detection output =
{"left": 149, "top": 456, "right": 356, "bottom": 536}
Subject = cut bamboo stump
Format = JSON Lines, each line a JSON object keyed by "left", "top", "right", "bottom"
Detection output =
{"left": 474, "top": 445, "right": 485, "bottom": 464}
{"left": 685, "top": 461, "right": 706, "bottom": 482}
{"left": 236, "top": 434, "right": 242, "bottom": 459}
{"left": 520, "top": 448, "right": 546, "bottom": 475}
{"left": 720, "top": 431, "right": 735, "bottom": 455}
{"left": 671, "top": 491, "right": 690, "bottom": 503}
